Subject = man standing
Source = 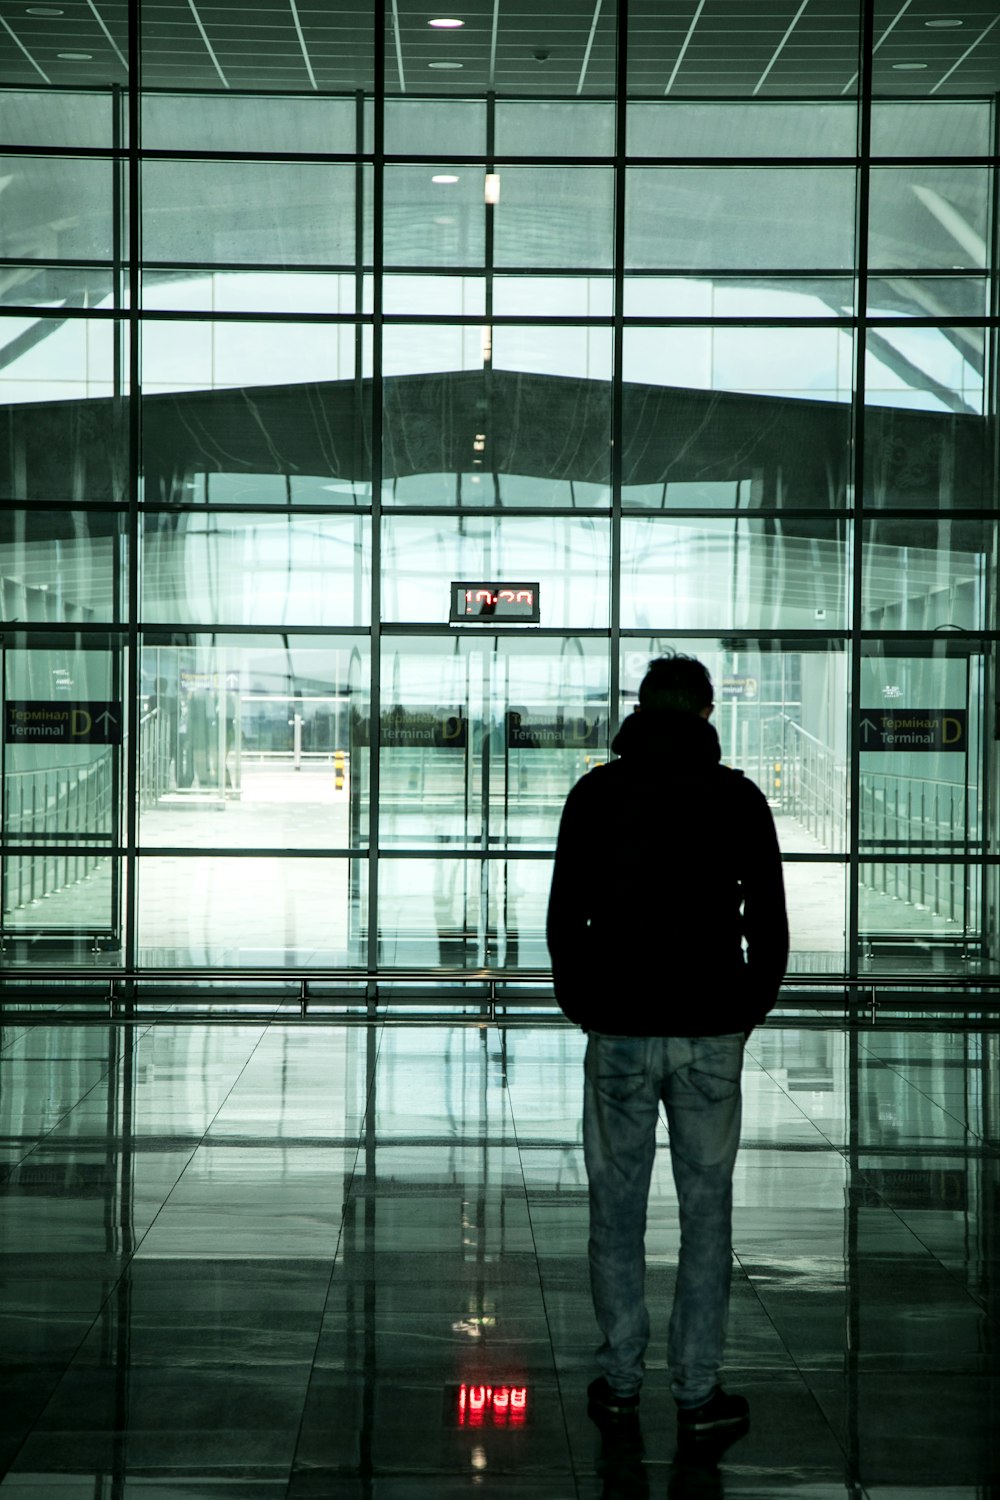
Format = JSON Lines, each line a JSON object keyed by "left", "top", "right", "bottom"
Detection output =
{"left": 547, "top": 653, "right": 788, "bottom": 1434}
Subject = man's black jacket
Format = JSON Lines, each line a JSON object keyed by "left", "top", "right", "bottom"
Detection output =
{"left": 546, "top": 707, "right": 789, "bottom": 1037}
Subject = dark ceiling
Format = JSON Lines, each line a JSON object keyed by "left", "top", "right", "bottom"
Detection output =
{"left": 0, "top": 0, "right": 997, "bottom": 98}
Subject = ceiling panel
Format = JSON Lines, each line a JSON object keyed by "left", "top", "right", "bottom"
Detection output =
{"left": 0, "top": 1, "right": 995, "bottom": 99}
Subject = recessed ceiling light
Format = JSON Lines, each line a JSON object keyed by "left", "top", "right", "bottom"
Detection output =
{"left": 26, "top": 6, "right": 66, "bottom": 14}
{"left": 925, "top": 17, "right": 963, "bottom": 26}
{"left": 428, "top": 60, "right": 463, "bottom": 68}
{"left": 429, "top": 17, "right": 464, "bottom": 26}
{"left": 432, "top": 174, "right": 459, "bottom": 183}
{"left": 57, "top": 51, "right": 93, "bottom": 59}
{"left": 892, "top": 62, "right": 928, "bottom": 70}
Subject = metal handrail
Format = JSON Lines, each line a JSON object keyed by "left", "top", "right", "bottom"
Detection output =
{"left": 2, "top": 754, "right": 113, "bottom": 918}
{"left": 0, "top": 966, "right": 996, "bottom": 990}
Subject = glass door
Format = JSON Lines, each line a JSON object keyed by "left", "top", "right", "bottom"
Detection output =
{"left": 375, "top": 634, "right": 609, "bottom": 969}
{"left": 859, "top": 641, "right": 984, "bottom": 971}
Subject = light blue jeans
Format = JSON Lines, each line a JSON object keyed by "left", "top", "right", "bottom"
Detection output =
{"left": 583, "top": 1031, "right": 744, "bottom": 1406}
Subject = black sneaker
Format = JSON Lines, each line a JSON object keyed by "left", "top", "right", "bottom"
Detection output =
{"left": 676, "top": 1386, "right": 749, "bottom": 1434}
{"left": 588, "top": 1375, "right": 641, "bottom": 1421}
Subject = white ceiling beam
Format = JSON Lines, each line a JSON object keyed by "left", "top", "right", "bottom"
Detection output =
{"left": 577, "top": 0, "right": 603, "bottom": 95}
{"left": 86, "top": 0, "right": 128, "bottom": 72}
{"left": 664, "top": 0, "right": 706, "bottom": 96}
{"left": 187, "top": 0, "right": 229, "bottom": 88}
{"left": 288, "top": 0, "right": 318, "bottom": 89}
{"left": 0, "top": 15, "right": 51, "bottom": 83}
{"left": 931, "top": 12, "right": 1000, "bottom": 94}
{"left": 390, "top": 0, "right": 406, "bottom": 93}
{"left": 753, "top": 0, "right": 811, "bottom": 97}
{"left": 841, "top": 0, "right": 912, "bottom": 96}
{"left": 489, "top": 0, "right": 500, "bottom": 87}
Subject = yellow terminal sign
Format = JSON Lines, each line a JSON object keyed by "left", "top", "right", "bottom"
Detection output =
{"left": 4, "top": 701, "right": 122, "bottom": 745}
{"left": 857, "top": 709, "right": 967, "bottom": 753}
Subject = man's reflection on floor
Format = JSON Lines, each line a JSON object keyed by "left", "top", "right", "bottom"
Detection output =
{"left": 595, "top": 1417, "right": 749, "bottom": 1500}
{"left": 595, "top": 1416, "right": 649, "bottom": 1499}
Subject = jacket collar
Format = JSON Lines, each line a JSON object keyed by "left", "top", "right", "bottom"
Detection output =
{"left": 611, "top": 707, "right": 722, "bottom": 765}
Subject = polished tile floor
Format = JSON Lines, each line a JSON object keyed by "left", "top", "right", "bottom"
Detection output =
{"left": 0, "top": 1017, "right": 997, "bottom": 1497}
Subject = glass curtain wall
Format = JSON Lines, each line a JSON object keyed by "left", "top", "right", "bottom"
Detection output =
{"left": 0, "top": 2, "right": 996, "bottom": 987}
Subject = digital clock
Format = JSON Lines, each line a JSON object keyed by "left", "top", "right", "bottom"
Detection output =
{"left": 450, "top": 582, "right": 540, "bottom": 623}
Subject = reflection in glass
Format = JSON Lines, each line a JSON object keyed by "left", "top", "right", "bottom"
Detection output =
{"left": 625, "top": 169, "right": 855, "bottom": 270}
{"left": 376, "top": 856, "right": 551, "bottom": 968}
{"left": 383, "top": 326, "right": 611, "bottom": 507}
{"left": 493, "top": 169, "right": 614, "bottom": 268}
{"left": 627, "top": 102, "right": 857, "bottom": 157}
{"left": 142, "top": 270, "right": 364, "bottom": 316}
{"left": 1, "top": 510, "right": 123, "bottom": 623}
{"left": 867, "top": 277, "right": 988, "bottom": 320}
{"left": 0, "top": 265, "right": 117, "bottom": 310}
{"left": 782, "top": 862, "right": 847, "bottom": 972}
{"left": 496, "top": 101, "right": 614, "bottom": 156}
{"left": 620, "top": 518, "right": 849, "bottom": 631}
{"left": 138, "top": 636, "right": 370, "bottom": 851}
{"left": 622, "top": 327, "right": 853, "bottom": 509}
{"left": 865, "top": 325, "right": 984, "bottom": 413}
{"left": 2, "top": 854, "right": 116, "bottom": 938}
{"left": 384, "top": 99, "right": 486, "bottom": 155}
{"left": 384, "top": 166, "right": 485, "bottom": 267}
{"left": 140, "top": 320, "right": 371, "bottom": 507}
{"left": 870, "top": 102, "right": 991, "bottom": 158}
{"left": 623, "top": 324, "right": 854, "bottom": 400}
{"left": 0, "top": 90, "right": 114, "bottom": 148}
{"left": 862, "top": 520, "right": 988, "bottom": 630}
{"left": 376, "top": 634, "right": 608, "bottom": 852}
{"left": 868, "top": 169, "right": 989, "bottom": 271}
{"left": 0, "top": 316, "right": 116, "bottom": 406}
{"left": 137, "top": 856, "right": 365, "bottom": 966}
{"left": 493, "top": 276, "right": 614, "bottom": 316}
{"left": 2, "top": 640, "right": 120, "bottom": 945}
{"left": 143, "top": 161, "right": 360, "bottom": 267}
{"left": 141, "top": 513, "right": 371, "bottom": 627}
{"left": 383, "top": 275, "right": 485, "bottom": 315}
{"left": 623, "top": 277, "right": 854, "bottom": 318}
{"left": 859, "top": 866, "right": 980, "bottom": 972}
{"left": 864, "top": 327, "right": 989, "bottom": 507}
{"left": 858, "top": 643, "right": 982, "bottom": 969}
{"left": 0, "top": 156, "right": 114, "bottom": 262}
{"left": 381, "top": 515, "right": 610, "bottom": 626}
{"left": 142, "top": 94, "right": 359, "bottom": 152}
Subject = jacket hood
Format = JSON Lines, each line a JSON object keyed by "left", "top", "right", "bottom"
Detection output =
{"left": 611, "top": 707, "right": 722, "bottom": 765}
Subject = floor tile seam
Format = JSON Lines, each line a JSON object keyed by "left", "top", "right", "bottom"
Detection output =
{"left": 131, "top": 1018, "right": 295, "bottom": 1231}
{"left": 0, "top": 1020, "right": 282, "bottom": 1482}
{"left": 875, "top": 1209, "right": 995, "bottom": 1313}
{"left": 803, "top": 1145, "right": 989, "bottom": 1288}
{"left": 498, "top": 1027, "right": 583, "bottom": 1500}
{"left": 0, "top": 1008, "right": 99, "bottom": 1052}
{"left": 0, "top": 1018, "right": 161, "bottom": 1183}
{"left": 0, "top": 1020, "right": 49, "bottom": 1057}
{"left": 286, "top": 1020, "right": 383, "bottom": 1482}
{"left": 730, "top": 1246, "right": 862, "bottom": 1478}
{"left": 854, "top": 1034, "right": 987, "bottom": 1139}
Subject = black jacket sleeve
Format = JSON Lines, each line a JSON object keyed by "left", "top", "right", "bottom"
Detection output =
{"left": 546, "top": 775, "right": 600, "bottom": 1027}
{"left": 738, "top": 780, "right": 790, "bottom": 1033}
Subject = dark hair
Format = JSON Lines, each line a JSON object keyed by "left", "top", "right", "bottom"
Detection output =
{"left": 638, "top": 652, "right": 714, "bottom": 715}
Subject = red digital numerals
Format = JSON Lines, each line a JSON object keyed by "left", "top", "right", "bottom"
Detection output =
{"left": 457, "top": 1383, "right": 528, "bottom": 1427}
{"left": 464, "top": 589, "right": 534, "bottom": 611}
